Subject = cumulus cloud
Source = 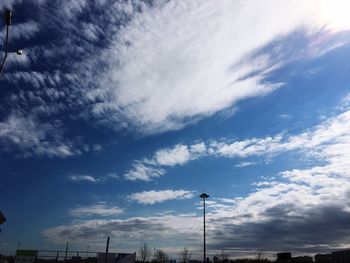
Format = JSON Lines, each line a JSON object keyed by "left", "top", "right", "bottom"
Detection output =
{"left": 69, "top": 203, "right": 123, "bottom": 217}
{"left": 124, "top": 143, "right": 207, "bottom": 180}
{"left": 204, "top": 107, "right": 350, "bottom": 252}
{"left": 154, "top": 145, "right": 191, "bottom": 166}
{"left": 129, "top": 189, "right": 194, "bottom": 205}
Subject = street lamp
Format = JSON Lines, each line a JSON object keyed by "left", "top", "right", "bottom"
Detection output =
{"left": 199, "top": 193, "right": 209, "bottom": 263}
{"left": 0, "top": 10, "right": 23, "bottom": 79}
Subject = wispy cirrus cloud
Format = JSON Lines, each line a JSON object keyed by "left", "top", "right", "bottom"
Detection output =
{"left": 93, "top": 0, "right": 315, "bottom": 134}
{"left": 235, "top": 161, "right": 256, "bottom": 168}
{"left": 129, "top": 189, "right": 195, "bottom": 205}
{"left": 69, "top": 175, "right": 97, "bottom": 183}
{"left": 3, "top": 0, "right": 349, "bottom": 140}
{"left": 69, "top": 173, "right": 118, "bottom": 183}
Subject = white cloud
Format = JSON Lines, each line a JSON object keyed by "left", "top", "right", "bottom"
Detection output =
{"left": 69, "top": 203, "right": 123, "bottom": 217}
{"left": 235, "top": 161, "right": 256, "bottom": 168}
{"left": 212, "top": 135, "right": 284, "bottom": 158}
{"left": 129, "top": 189, "right": 194, "bottom": 205}
{"left": 126, "top": 105, "right": 350, "bottom": 181}
{"left": 82, "top": 0, "right": 350, "bottom": 135}
{"left": 0, "top": 113, "right": 80, "bottom": 158}
{"left": 189, "top": 142, "right": 207, "bottom": 155}
{"left": 61, "top": 0, "right": 87, "bottom": 18}
{"left": 69, "top": 175, "right": 97, "bottom": 183}
{"left": 4, "top": 1, "right": 350, "bottom": 139}
{"left": 10, "top": 21, "right": 39, "bottom": 40}
{"left": 43, "top": 104, "right": 350, "bottom": 252}
{"left": 154, "top": 144, "right": 191, "bottom": 166}
{"left": 124, "top": 142, "right": 208, "bottom": 180}
{"left": 43, "top": 98, "right": 350, "bottom": 254}
{"left": 69, "top": 173, "right": 119, "bottom": 183}
{"left": 124, "top": 163, "right": 165, "bottom": 181}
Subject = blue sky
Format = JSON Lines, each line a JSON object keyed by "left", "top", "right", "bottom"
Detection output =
{"left": 1, "top": 0, "right": 350, "bottom": 259}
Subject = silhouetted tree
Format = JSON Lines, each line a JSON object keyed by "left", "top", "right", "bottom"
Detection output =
{"left": 255, "top": 252, "right": 266, "bottom": 261}
{"left": 138, "top": 243, "right": 152, "bottom": 263}
{"left": 152, "top": 249, "right": 168, "bottom": 263}
{"left": 179, "top": 247, "right": 191, "bottom": 263}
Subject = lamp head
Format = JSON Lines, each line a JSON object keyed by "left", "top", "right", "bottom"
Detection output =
{"left": 5, "top": 10, "right": 12, "bottom": 26}
{"left": 200, "top": 193, "right": 209, "bottom": 199}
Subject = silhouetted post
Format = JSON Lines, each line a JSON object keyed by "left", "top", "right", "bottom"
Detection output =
{"left": 104, "top": 237, "right": 110, "bottom": 263}
{"left": 64, "top": 242, "right": 69, "bottom": 262}
{"left": 0, "top": 10, "right": 11, "bottom": 78}
{"left": 200, "top": 193, "right": 209, "bottom": 263}
{"left": 86, "top": 245, "right": 90, "bottom": 259}
{"left": 0, "top": 10, "right": 22, "bottom": 79}
{"left": 55, "top": 251, "right": 59, "bottom": 263}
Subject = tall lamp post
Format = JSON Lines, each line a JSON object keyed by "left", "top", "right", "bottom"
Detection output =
{"left": 0, "top": 10, "right": 12, "bottom": 78}
{"left": 0, "top": 10, "right": 22, "bottom": 79}
{"left": 199, "top": 193, "right": 209, "bottom": 263}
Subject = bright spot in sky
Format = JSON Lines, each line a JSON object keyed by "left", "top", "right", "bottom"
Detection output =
{"left": 319, "top": 0, "right": 350, "bottom": 30}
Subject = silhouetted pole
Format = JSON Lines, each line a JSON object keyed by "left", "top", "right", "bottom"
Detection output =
{"left": 0, "top": 10, "right": 22, "bottom": 79}
{"left": 86, "top": 245, "right": 90, "bottom": 258}
{"left": 64, "top": 242, "right": 69, "bottom": 262}
{"left": 200, "top": 193, "right": 209, "bottom": 263}
{"left": 105, "top": 237, "right": 110, "bottom": 263}
{"left": 0, "top": 10, "right": 11, "bottom": 79}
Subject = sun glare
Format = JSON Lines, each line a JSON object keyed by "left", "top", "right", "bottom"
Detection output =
{"left": 319, "top": 0, "right": 350, "bottom": 30}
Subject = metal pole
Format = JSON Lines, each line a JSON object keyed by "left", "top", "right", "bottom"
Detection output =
{"left": 199, "top": 193, "right": 209, "bottom": 263}
{"left": 0, "top": 10, "right": 11, "bottom": 79}
{"left": 104, "top": 237, "right": 110, "bottom": 263}
{"left": 203, "top": 197, "right": 206, "bottom": 263}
